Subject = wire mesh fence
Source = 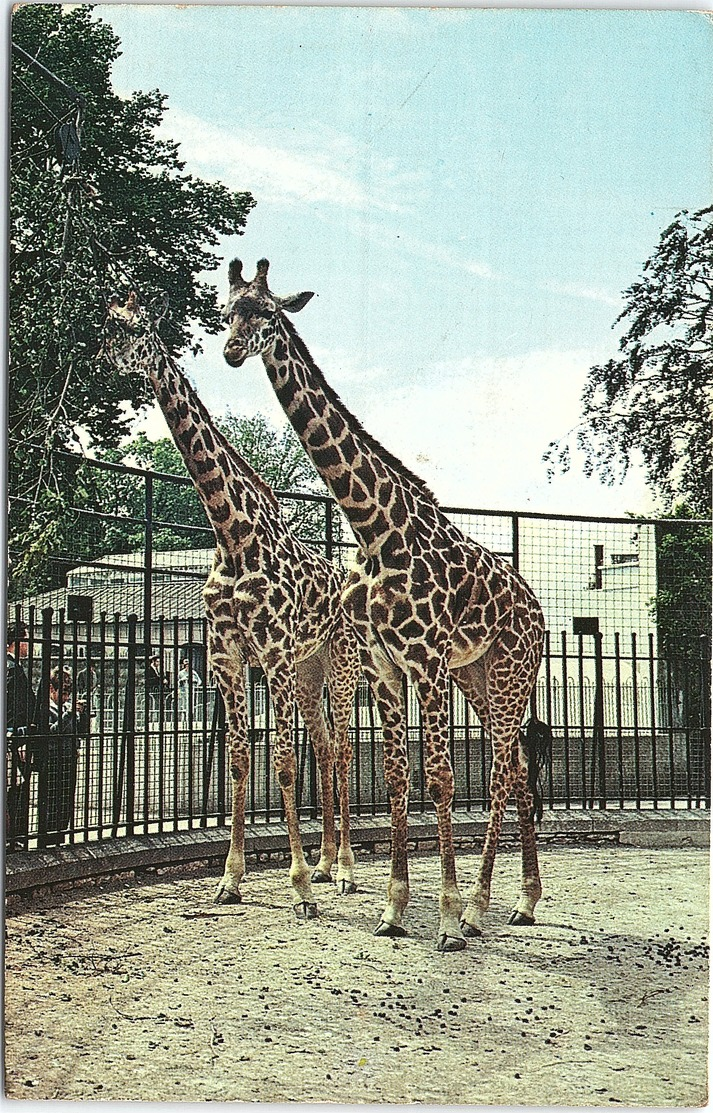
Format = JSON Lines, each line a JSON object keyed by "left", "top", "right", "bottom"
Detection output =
{"left": 6, "top": 452, "right": 711, "bottom": 851}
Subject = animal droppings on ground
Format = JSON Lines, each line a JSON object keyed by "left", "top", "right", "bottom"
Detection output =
{"left": 4, "top": 845, "right": 709, "bottom": 1105}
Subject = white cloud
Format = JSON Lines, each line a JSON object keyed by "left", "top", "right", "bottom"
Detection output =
{"left": 161, "top": 108, "right": 407, "bottom": 214}
{"left": 543, "top": 279, "right": 622, "bottom": 309}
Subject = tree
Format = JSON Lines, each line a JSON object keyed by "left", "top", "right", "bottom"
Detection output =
{"left": 546, "top": 206, "right": 713, "bottom": 516}
{"left": 9, "top": 5, "right": 254, "bottom": 591}
{"left": 114, "top": 413, "right": 342, "bottom": 555}
{"left": 8, "top": 413, "right": 349, "bottom": 600}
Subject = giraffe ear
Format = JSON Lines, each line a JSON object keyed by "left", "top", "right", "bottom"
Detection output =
{"left": 277, "top": 291, "right": 315, "bottom": 314}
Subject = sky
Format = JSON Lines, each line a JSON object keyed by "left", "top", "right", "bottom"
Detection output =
{"left": 93, "top": 6, "right": 711, "bottom": 514}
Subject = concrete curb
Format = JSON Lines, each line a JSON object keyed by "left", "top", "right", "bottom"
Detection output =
{"left": 4, "top": 808, "right": 709, "bottom": 898}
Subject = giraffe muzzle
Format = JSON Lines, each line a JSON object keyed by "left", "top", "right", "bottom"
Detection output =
{"left": 223, "top": 342, "right": 247, "bottom": 368}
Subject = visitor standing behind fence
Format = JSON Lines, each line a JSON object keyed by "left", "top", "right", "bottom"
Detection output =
{"left": 146, "top": 655, "right": 168, "bottom": 717}
{"left": 177, "top": 658, "right": 202, "bottom": 721}
{"left": 6, "top": 622, "right": 35, "bottom": 849}
{"left": 34, "top": 667, "right": 89, "bottom": 846}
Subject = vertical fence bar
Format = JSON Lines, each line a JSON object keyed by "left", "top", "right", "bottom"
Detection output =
{"left": 81, "top": 614, "right": 92, "bottom": 841}
{"left": 186, "top": 617, "right": 195, "bottom": 826}
{"left": 124, "top": 614, "right": 138, "bottom": 836}
{"left": 96, "top": 613, "right": 107, "bottom": 837}
{"left": 264, "top": 674, "right": 272, "bottom": 823}
{"left": 354, "top": 680, "right": 362, "bottom": 815}
{"left": 648, "top": 633, "right": 658, "bottom": 809}
{"left": 543, "top": 631, "right": 554, "bottom": 809}
{"left": 561, "top": 631, "right": 571, "bottom": 809}
{"left": 111, "top": 613, "right": 122, "bottom": 835}
{"left": 699, "top": 635, "right": 711, "bottom": 808}
{"left": 631, "top": 633, "right": 641, "bottom": 808}
{"left": 613, "top": 633, "right": 624, "bottom": 808}
{"left": 35, "top": 608, "right": 54, "bottom": 848}
{"left": 593, "top": 631, "right": 606, "bottom": 810}
{"left": 324, "top": 497, "right": 334, "bottom": 563}
{"left": 171, "top": 617, "right": 180, "bottom": 832}
{"left": 463, "top": 686, "right": 472, "bottom": 809}
{"left": 511, "top": 513, "right": 520, "bottom": 571}
{"left": 143, "top": 473, "right": 153, "bottom": 658}
{"left": 248, "top": 670, "right": 257, "bottom": 822}
{"left": 157, "top": 617, "right": 166, "bottom": 829}
{"left": 367, "top": 685, "right": 377, "bottom": 816}
{"left": 577, "top": 634, "right": 587, "bottom": 809}
{"left": 665, "top": 655, "right": 675, "bottom": 809}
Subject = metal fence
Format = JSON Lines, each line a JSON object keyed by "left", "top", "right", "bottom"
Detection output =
{"left": 6, "top": 453, "right": 711, "bottom": 850}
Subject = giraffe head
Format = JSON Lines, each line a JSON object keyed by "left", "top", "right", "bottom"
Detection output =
{"left": 222, "top": 259, "right": 314, "bottom": 367}
{"left": 101, "top": 291, "right": 153, "bottom": 376}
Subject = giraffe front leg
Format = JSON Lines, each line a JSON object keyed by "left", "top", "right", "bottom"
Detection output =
{"left": 296, "top": 655, "right": 338, "bottom": 885}
{"left": 207, "top": 626, "right": 250, "bottom": 905}
{"left": 215, "top": 742, "right": 249, "bottom": 904}
{"left": 418, "top": 686, "right": 466, "bottom": 953}
{"left": 276, "top": 746, "right": 318, "bottom": 919}
{"left": 363, "top": 659, "right": 411, "bottom": 937}
{"left": 268, "top": 672, "right": 318, "bottom": 919}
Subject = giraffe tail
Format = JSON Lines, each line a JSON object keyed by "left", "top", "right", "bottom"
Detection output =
{"left": 521, "top": 716, "right": 553, "bottom": 825}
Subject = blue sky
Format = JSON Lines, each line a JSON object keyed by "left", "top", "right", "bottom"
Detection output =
{"left": 100, "top": 3, "right": 711, "bottom": 515}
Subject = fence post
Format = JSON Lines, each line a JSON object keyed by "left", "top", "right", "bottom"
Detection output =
{"left": 700, "top": 634, "right": 711, "bottom": 807}
{"left": 120, "top": 614, "right": 138, "bottom": 835}
{"left": 144, "top": 471, "right": 153, "bottom": 658}
{"left": 325, "top": 497, "right": 334, "bottom": 563}
{"left": 593, "top": 630, "right": 606, "bottom": 809}
{"left": 34, "top": 607, "right": 54, "bottom": 848}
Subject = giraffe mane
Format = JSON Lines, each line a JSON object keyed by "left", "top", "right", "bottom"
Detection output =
{"left": 281, "top": 316, "right": 439, "bottom": 505}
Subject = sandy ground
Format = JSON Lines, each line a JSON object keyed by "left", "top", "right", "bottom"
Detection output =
{"left": 3, "top": 845, "right": 709, "bottom": 1106}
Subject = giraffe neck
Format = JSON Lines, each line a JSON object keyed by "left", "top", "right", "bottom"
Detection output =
{"left": 262, "top": 316, "right": 440, "bottom": 556}
{"left": 139, "top": 334, "right": 279, "bottom": 549}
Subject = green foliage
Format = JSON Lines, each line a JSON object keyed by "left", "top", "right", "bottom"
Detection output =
{"left": 652, "top": 504, "right": 712, "bottom": 656}
{"left": 117, "top": 413, "right": 343, "bottom": 554}
{"left": 546, "top": 207, "right": 713, "bottom": 515}
{"left": 9, "top": 4, "right": 254, "bottom": 583}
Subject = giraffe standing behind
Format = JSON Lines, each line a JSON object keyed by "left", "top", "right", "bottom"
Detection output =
{"left": 102, "top": 292, "right": 362, "bottom": 918}
{"left": 222, "top": 259, "right": 550, "bottom": 952}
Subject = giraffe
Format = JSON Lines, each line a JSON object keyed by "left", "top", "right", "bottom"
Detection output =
{"left": 222, "top": 259, "right": 550, "bottom": 952}
{"left": 101, "top": 292, "right": 362, "bottom": 918}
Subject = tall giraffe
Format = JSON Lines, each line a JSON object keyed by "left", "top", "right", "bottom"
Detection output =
{"left": 222, "top": 259, "right": 550, "bottom": 952}
{"left": 102, "top": 292, "right": 362, "bottom": 918}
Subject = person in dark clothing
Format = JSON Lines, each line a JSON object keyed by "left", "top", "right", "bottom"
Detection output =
{"left": 35, "top": 667, "right": 88, "bottom": 845}
{"left": 6, "top": 622, "right": 36, "bottom": 848}
{"left": 146, "top": 654, "right": 167, "bottom": 716}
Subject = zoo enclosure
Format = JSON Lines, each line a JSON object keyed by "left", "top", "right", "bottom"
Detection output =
{"left": 7, "top": 451, "right": 711, "bottom": 848}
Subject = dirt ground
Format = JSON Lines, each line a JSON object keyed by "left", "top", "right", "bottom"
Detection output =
{"left": 4, "top": 844, "right": 709, "bottom": 1106}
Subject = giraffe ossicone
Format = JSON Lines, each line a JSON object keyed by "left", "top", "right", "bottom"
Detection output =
{"left": 101, "top": 291, "right": 362, "bottom": 917}
{"left": 222, "top": 259, "right": 552, "bottom": 952}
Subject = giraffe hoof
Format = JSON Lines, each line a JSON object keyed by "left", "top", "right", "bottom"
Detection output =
{"left": 437, "top": 933, "right": 467, "bottom": 953}
{"left": 460, "top": 920, "right": 483, "bottom": 938}
{"left": 294, "top": 901, "right": 319, "bottom": 921}
{"left": 508, "top": 910, "right": 535, "bottom": 927}
{"left": 214, "top": 885, "right": 242, "bottom": 905}
{"left": 311, "top": 869, "right": 333, "bottom": 884}
{"left": 374, "top": 919, "right": 407, "bottom": 938}
{"left": 337, "top": 880, "right": 357, "bottom": 896}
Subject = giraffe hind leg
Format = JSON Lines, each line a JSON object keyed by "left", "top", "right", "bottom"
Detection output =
{"left": 326, "top": 620, "right": 361, "bottom": 896}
